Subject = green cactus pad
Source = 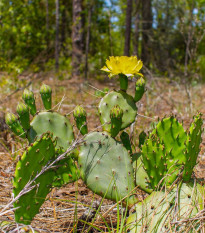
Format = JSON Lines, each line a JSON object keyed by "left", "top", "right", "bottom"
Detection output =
{"left": 28, "top": 112, "right": 74, "bottom": 150}
{"left": 79, "top": 132, "right": 137, "bottom": 206}
{"left": 13, "top": 133, "right": 56, "bottom": 224}
{"left": 40, "top": 84, "right": 52, "bottom": 110}
{"left": 120, "top": 131, "right": 132, "bottom": 153}
{"left": 142, "top": 116, "right": 188, "bottom": 188}
{"left": 133, "top": 154, "right": 153, "bottom": 194}
{"left": 142, "top": 136, "right": 167, "bottom": 189}
{"left": 52, "top": 149, "right": 80, "bottom": 187}
{"left": 126, "top": 182, "right": 204, "bottom": 232}
{"left": 98, "top": 90, "right": 137, "bottom": 132}
{"left": 153, "top": 116, "right": 187, "bottom": 166}
{"left": 183, "top": 114, "right": 203, "bottom": 181}
{"left": 5, "top": 113, "right": 26, "bottom": 138}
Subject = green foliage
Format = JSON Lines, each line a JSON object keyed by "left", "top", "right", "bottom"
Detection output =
{"left": 0, "top": 0, "right": 204, "bottom": 77}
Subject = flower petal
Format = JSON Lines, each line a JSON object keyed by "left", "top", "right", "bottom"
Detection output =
{"left": 101, "top": 56, "right": 143, "bottom": 79}
{"left": 101, "top": 66, "right": 110, "bottom": 72}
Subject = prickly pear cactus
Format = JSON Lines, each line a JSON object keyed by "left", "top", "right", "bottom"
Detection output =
{"left": 28, "top": 111, "right": 74, "bottom": 150}
{"left": 16, "top": 102, "right": 30, "bottom": 130}
{"left": 141, "top": 114, "right": 203, "bottom": 189}
{"left": 73, "top": 105, "right": 88, "bottom": 135}
{"left": 134, "top": 77, "right": 146, "bottom": 102}
{"left": 133, "top": 154, "right": 153, "bottom": 194}
{"left": 40, "top": 84, "right": 52, "bottom": 110}
{"left": 6, "top": 85, "right": 75, "bottom": 151}
{"left": 6, "top": 85, "right": 78, "bottom": 190}
{"left": 110, "top": 105, "right": 123, "bottom": 137}
{"left": 120, "top": 131, "right": 132, "bottom": 153}
{"left": 142, "top": 135, "right": 168, "bottom": 189}
{"left": 78, "top": 132, "right": 138, "bottom": 206}
{"left": 13, "top": 133, "right": 56, "bottom": 224}
{"left": 52, "top": 149, "right": 80, "bottom": 187}
{"left": 126, "top": 182, "right": 204, "bottom": 232}
{"left": 99, "top": 90, "right": 137, "bottom": 133}
{"left": 183, "top": 113, "right": 203, "bottom": 181}
{"left": 22, "top": 89, "right": 37, "bottom": 116}
{"left": 5, "top": 113, "right": 26, "bottom": 138}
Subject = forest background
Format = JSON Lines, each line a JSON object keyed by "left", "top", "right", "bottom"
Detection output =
{"left": 0, "top": 0, "right": 205, "bottom": 82}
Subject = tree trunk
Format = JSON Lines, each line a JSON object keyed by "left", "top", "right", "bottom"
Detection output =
{"left": 141, "top": 0, "right": 152, "bottom": 65}
{"left": 124, "top": 0, "right": 133, "bottom": 56}
{"left": 85, "top": 2, "right": 93, "bottom": 80}
{"left": 72, "top": 0, "right": 83, "bottom": 78}
{"left": 133, "top": 0, "right": 140, "bottom": 56}
{"left": 108, "top": 11, "right": 113, "bottom": 56}
{"left": 55, "top": 0, "right": 59, "bottom": 71}
{"left": 45, "top": 0, "right": 49, "bottom": 50}
{"left": 61, "top": 0, "right": 67, "bottom": 53}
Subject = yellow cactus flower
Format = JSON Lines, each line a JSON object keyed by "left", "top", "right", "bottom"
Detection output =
{"left": 101, "top": 56, "right": 143, "bottom": 78}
